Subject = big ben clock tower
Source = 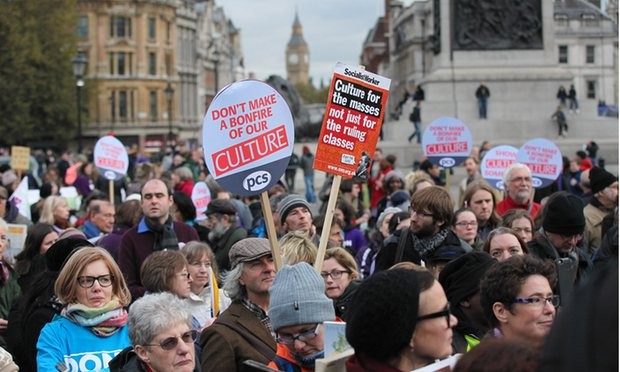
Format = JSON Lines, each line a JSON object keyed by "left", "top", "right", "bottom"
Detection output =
{"left": 286, "top": 12, "right": 309, "bottom": 85}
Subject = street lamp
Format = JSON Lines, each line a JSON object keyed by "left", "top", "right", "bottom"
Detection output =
{"left": 72, "top": 53, "right": 87, "bottom": 154}
{"left": 164, "top": 82, "right": 174, "bottom": 149}
{"left": 213, "top": 49, "right": 220, "bottom": 93}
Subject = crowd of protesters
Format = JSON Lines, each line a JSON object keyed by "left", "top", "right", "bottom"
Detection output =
{"left": 0, "top": 139, "right": 616, "bottom": 371}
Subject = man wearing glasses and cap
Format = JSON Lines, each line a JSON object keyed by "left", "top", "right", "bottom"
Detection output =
{"left": 200, "top": 238, "right": 277, "bottom": 371}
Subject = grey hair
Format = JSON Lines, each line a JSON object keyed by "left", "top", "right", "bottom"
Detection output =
{"left": 128, "top": 292, "right": 193, "bottom": 346}
{"left": 502, "top": 163, "right": 531, "bottom": 188}
{"left": 0, "top": 218, "right": 7, "bottom": 230}
{"left": 222, "top": 263, "right": 246, "bottom": 301}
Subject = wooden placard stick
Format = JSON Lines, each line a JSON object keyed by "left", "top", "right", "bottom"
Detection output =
{"left": 260, "top": 191, "right": 282, "bottom": 271}
{"left": 109, "top": 180, "right": 114, "bottom": 205}
{"left": 314, "top": 174, "right": 342, "bottom": 272}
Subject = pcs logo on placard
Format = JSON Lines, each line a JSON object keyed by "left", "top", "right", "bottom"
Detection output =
{"left": 243, "top": 171, "right": 272, "bottom": 192}
{"left": 532, "top": 178, "right": 543, "bottom": 188}
{"left": 439, "top": 158, "right": 455, "bottom": 167}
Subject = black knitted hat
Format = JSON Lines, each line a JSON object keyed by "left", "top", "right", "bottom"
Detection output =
{"left": 438, "top": 252, "right": 496, "bottom": 305}
{"left": 346, "top": 269, "right": 420, "bottom": 361}
{"left": 543, "top": 192, "right": 585, "bottom": 236}
{"left": 589, "top": 166, "right": 617, "bottom": 195}
{"left": 45, "top": 237, "right": 94, "bottom": 272}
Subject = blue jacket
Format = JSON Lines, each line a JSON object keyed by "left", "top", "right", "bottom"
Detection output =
{"left": 37, "top": 315, "right": 130, "bottom": 371}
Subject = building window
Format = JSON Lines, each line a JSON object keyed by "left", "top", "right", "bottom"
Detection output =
{"left": 119, "top": 91, "right": 128, "bottom": 119}
{"left": 586, "top": 45, "right": 595, "bottom": 64}
{"left": 110, "top": 91, "right": 116, "bottom": 121}
{"left": 148, "top": 17, "right": 156, "bottom": 39}
{"left": 110, "top": 16, "right": 132, "bottom": 38}
{"left": 165, "top": 53, "right": 172, "bottom": 76}
{"left": 109, "top": 52, "right": 132, "bottom": 76}
{"left": 150, "top": 90, "right": 157, "bottom": 120}
{"left": 586, "top": 80, "right": 596, "bottom": 99}
{"left": 581, "top": 14, "right": 599, "bottom": 27}
{"left": 554, "top": 13, "right": 569, "bottom": 27}
{"left": 558, "top": 45, "right": 568, "bottom": 64}
{"left": 76, "top": 15, "right": 88, "bottom": 38}
{"left": 148, "top": 52, "right": 157, "bottom": 75}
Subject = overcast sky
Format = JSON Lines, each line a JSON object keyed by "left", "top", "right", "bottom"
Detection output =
{"left": 218, "top": 1, "right": 385, "bottom": 85}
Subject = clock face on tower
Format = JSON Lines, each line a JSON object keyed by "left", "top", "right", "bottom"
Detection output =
{"left": 289, "top": 54, "right": 299, "bottom": 64}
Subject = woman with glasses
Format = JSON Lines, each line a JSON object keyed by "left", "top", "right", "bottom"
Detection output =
{"left": 109, "top": 292, "right": 198, "bottom": 371}
{"left": 140, "top": 250, "right": 193, "bottom": 303}
{"left": 321, "top": 248, "right": 361, "bottom": 321}
{"left": 346, "top": 268, "right": 457, "bottom": 371}
{"left": 36, "top": 247, "right": 131, "bottom": 371}
{"left": 451, "top": 208, "right": 480, "bottom": 250}
{"left": 482, "top": 227, "right": 528, "bottom": 262}
{"left": 480, "top": 255, "right": 557, "bottom": 349}
{"left": 181, "top": 241, "right": 231, "bottom": 328}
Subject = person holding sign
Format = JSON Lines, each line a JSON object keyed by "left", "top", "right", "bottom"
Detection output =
{"left": 268, "top": 262, "right": 336, "bottom": 371}
{"left": 496, "top": 164, "right": 541, "bottom": 218}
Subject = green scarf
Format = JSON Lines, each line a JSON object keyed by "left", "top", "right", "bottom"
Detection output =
{"left": 62, "top": 297, "right": 128, "bottom": 337}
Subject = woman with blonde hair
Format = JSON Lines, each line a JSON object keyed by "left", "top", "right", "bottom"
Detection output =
{"left": 321, "top": 247, "right": 361, "bottom": 320}
{"left": 39, "top": 195, "right": 72, "bottom": 233}
{"left": 37, "top": 247, "right": 131, "bottom": 371}
{"left": 279, "top": 231, "right": 318, "bottom": 265}
{"left": 181, "top": 241, "right": 231, "bottom": 327}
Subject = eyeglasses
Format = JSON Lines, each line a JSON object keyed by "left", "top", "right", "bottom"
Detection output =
{"left": 455, "top": 221, "right": 478, "bottom": 228}
{"left": 409, "top": 206, "right": 434, "bottom": 218}
{"left": 320, "top": 270, "right": 350, "bottom": 280}
{"left": 416, "top": 303, "right": 452, "bottom": 328}
{"left": 189, "top": 261, "right": 212, "bottom": 268}
{"left": 143, "top": 330, "right": 198, "bottom": 350}
{"left": 558, "top": 233, "right": 583, "bottom": 243}
{"left": 77, "top": 275, "right": 114, "bottom": 288}
{"left": 177, "top": 272, "right": 191, "bottom": 280}
{"left": 513, "top": 295, "right": 560, "bottom": 308}
{"left": 276, "top": 324, "right": 320, "bottom": 345}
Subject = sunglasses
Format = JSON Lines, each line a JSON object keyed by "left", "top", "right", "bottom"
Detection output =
{"left": 143, "top": 329, "right": 198, "bottom": 350}
{"left": 416, "top": 303, "right": 452, "bottom": 328}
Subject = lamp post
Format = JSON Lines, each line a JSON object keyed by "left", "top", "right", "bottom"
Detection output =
{"left": 72, "top": 53, "right": 87, "bottom": 154}
{"left": 164, "top": 82, "right": 174, "bottom": 150}
{"left": 213, "top": 49, "right": 220, "bottom": 94}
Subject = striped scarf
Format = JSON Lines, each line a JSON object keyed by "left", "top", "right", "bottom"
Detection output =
{"left": 62, "top": 297, "right": 128, "bottom": 337}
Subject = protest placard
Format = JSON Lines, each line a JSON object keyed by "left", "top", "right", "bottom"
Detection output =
{"left": 481, "top": 145, "right": 519, "bottom": 190}
{"left": 313, "top": 63, "right": 391, "bottom": 181}
{"left": 202, "top": 80, "right": 296, "bottom": 270}
{"left": 422, "top": 117, "right": 472, "bottom": 168}
{"left": 202, "top": 80, "right": 295, "bottom": 196}
{"left": 94, "top": 135, "right": 128, "bottom": 204}
{"left": 192, "top": 182, "right": 211, "bottom": 221}
{"left": 517, "top": 138, "right": 563, "bottom": 188}
{"left": 10, "top": 146, "right": 30, "bottom": 171}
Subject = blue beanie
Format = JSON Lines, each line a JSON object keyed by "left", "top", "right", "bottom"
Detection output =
{"left": 269, "top": 262, "right": 335, "bottom": 331}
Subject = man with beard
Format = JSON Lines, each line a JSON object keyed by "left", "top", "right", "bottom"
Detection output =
{"left": 496, "top": 163, "right": 541, "bottom": 218}
{"left": 119, "top": 179, "right": 199, "bottom": 299}
{"left": 375, "top": 186, "right": 470, "bottom": 272}
{"left": 205, "top": 199, "right": 247, "bottom": 271}
{"left": 201, "top": 238, "right": 277, "bottom": 371}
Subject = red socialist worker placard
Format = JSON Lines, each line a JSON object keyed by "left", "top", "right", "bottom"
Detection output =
{"left": 313, "top": 63, "right": 391, "bottom": 180}
{"left": 422, "top": 117, "right": 472, "bottom": 168}
{"left": 192, "top": 182, "right": 211, "bottom": 221}
{"left": 517, "top": 138, "right": 563, "bottom": 188}
{"left": 93, "top": 135, "right": 128, "bottom": 181}
{"left": 481, "top": 145, "right": 519, "bottom": 190}
{"left": 202, "top": 80, "right": 295, "bottom": 196}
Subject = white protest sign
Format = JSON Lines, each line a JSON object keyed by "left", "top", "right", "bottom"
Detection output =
{"left": 481, "top": 145, "right": 519, "bottom": 190}
{"left": 202, "top": 80, "right": 295, "bottom": 196}
{"left": 94, "top": 135, "right": 129, "bottom": 181}
{"left": 422, "top": 117, "right": 472, "bottom": 168}
{"left": 192, "top": 182, "right": 211, "bottom": 221}
{"left": 517, "top": 138, "right": 563, "bottom": 188}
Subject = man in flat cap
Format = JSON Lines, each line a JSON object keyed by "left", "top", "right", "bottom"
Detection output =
{"left": 206, "top": 198, "right": 247, "bottom": 271}
{"left": 583, "top": 166, "right": 618, "bottom": 254}
{"left": 200, "top": 238, "right": 277, "bottom": 372}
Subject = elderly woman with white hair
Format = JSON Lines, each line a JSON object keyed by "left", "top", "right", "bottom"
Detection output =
{"left": 109, "top": 292, "right": 198, "bottom": 371}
